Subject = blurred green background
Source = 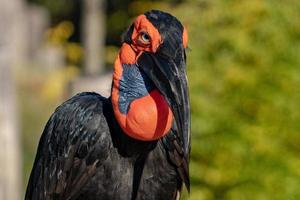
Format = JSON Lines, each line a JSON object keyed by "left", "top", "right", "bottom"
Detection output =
{"left": 17, "top": 0, "right": 300, "bottom": 199}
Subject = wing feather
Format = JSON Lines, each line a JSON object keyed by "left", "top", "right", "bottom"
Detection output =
{"left": 162, "top": 124, "right": 190, "bottom": 192}
{"left": 25, "top": 92, "right": 111, "bottom": 200}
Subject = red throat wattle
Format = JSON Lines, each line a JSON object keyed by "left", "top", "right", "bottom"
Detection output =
{"left": 111, "top": 45, "right": 173, "bottom": 141}
{"left": 111, "top": 15, "right": 174, "bottom": 141}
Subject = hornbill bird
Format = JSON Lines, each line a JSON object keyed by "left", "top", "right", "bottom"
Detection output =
{"left": 25, "top": 10, "right": 190, "bottom": 200}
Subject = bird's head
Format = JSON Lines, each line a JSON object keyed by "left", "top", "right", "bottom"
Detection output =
{"left": 112, "top": 10, "right": 190, "bottom": 152}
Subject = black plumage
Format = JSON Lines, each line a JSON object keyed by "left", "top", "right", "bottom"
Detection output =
{"left": 25, "top": 93, "right": 187, "bottom": 200}
{"left": 25, "top": 10, "right": 190, "bottom": 200}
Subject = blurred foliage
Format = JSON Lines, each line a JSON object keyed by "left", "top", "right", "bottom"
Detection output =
{"left": 28, "top": 0, "right": 78, "bottom": 22}
{"left": 45, "top": 21, "right": 83, "bottom": 65}
{"left": 22, "top": 0, "right": 300, "bottom": 199}
{"left": 171, "top": 0, "right": 300, "bottom": 199}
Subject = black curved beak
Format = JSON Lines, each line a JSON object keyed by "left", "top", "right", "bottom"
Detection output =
{"left": 137, "top": 49, "right": 190, "bottom": 156}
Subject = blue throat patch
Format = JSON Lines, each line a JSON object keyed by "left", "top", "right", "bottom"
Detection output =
{"left": 118, "top": 63, "right": 154, "bottom": 114}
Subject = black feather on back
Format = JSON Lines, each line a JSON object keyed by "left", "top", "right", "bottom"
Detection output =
{"left": 25, "top": 93, "right": 111, "bottom": 200}
{"left": 25, "top": 92, "right": 186, "bottom": 200}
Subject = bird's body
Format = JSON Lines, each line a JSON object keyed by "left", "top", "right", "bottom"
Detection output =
{"left": 26, "top": 93, "right": 181, "bottom": 200}
{"left": 26, "top": 10, "right": 190, "bottom": 200}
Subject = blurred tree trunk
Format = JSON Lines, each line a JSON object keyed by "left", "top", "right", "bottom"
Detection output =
{"left": 82, "top": 0, "right": 106, "bottom": 75}
{"left": 0, "top": 56, "right": 21, "bottom": 200}
{"left": 0, "top": 0, "right": 26, "bottom": 199}
{"left": 69, "top": 0, "right": 110, "bottom": 98}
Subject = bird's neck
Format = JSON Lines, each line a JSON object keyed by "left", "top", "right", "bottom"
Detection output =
{"left": 111, "top": 43, "right": 173, "bottom": 141}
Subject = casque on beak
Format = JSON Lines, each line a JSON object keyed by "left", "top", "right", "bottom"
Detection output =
{"left": 137, "top": 46, "right": 190, "bottom": 156}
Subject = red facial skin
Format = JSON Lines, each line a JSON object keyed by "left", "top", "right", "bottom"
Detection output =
{"left": 111, "top": 14, "right": 187, "bottom": 141}
{"left": 183, "top": 26, "right": 188, "bottom": 49}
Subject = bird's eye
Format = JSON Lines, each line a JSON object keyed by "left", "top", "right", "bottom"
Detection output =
{"left": 139, "top": 32, "right": 151, "bottom": 44}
